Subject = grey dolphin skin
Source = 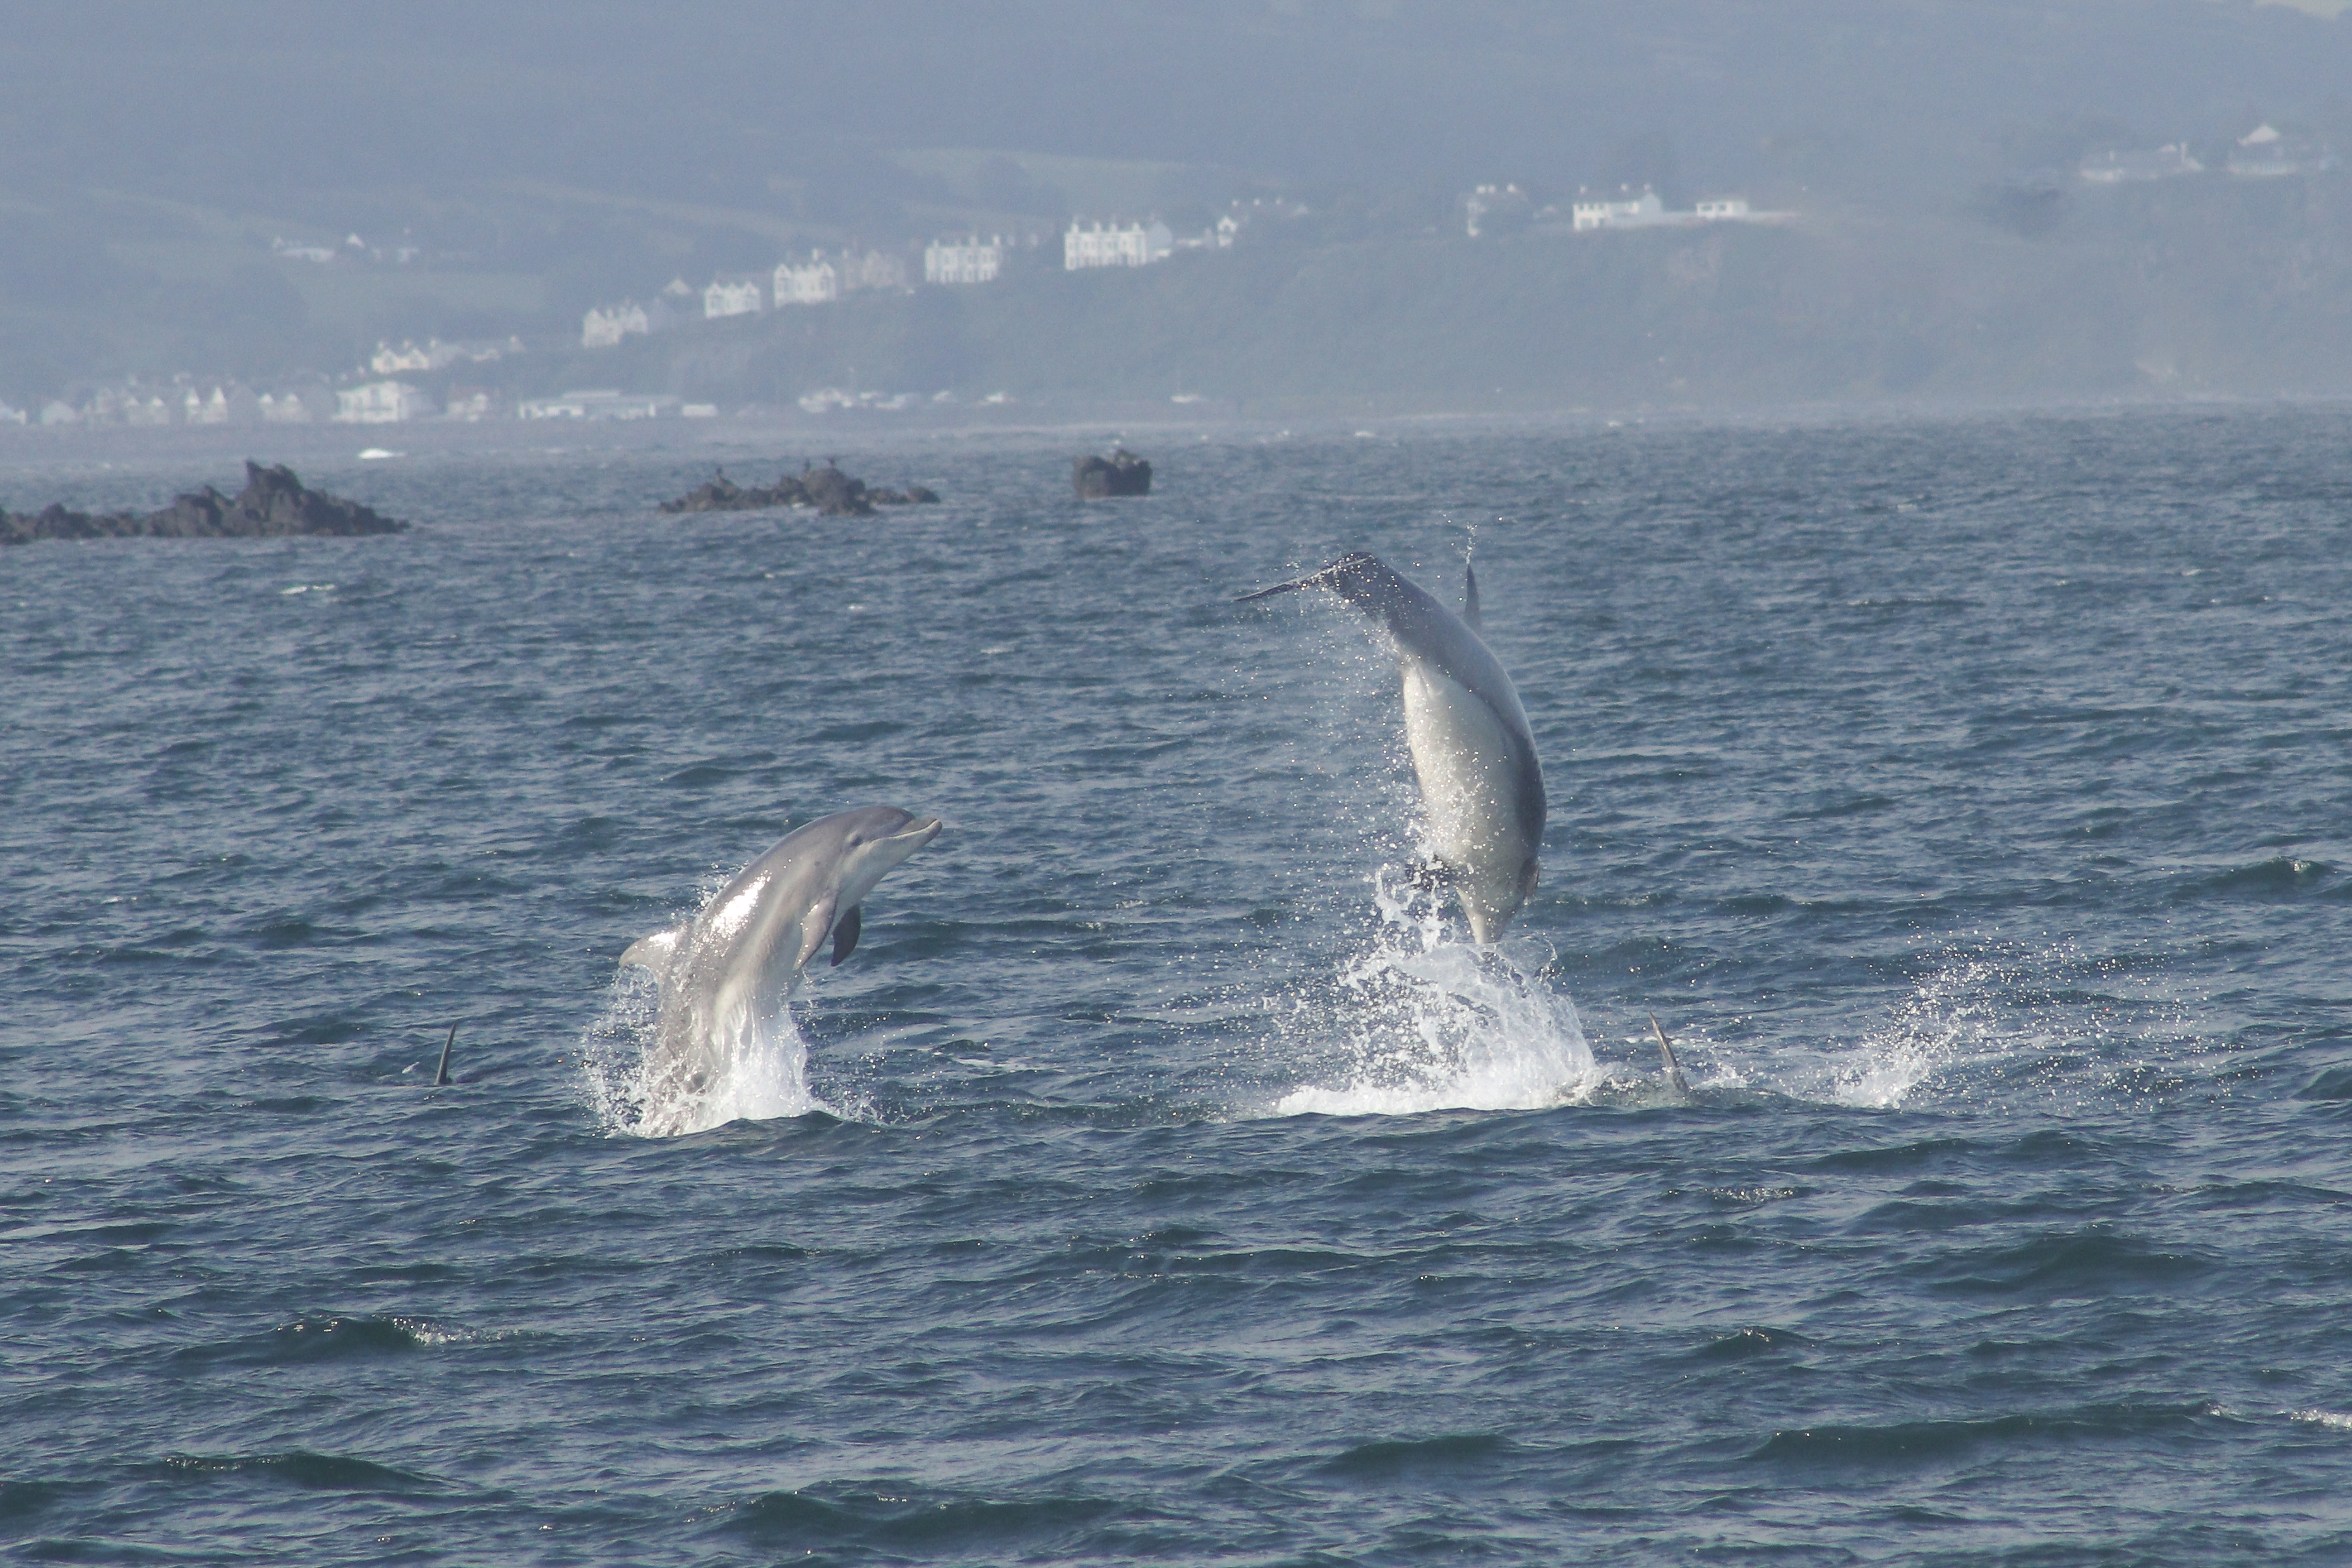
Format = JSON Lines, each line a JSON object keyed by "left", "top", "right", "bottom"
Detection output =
{"left": 619, "top": 805, "right": 942, "bottom": 1113}
{"left": 1239, "top": 551, "right": 1545, "bottom": 942}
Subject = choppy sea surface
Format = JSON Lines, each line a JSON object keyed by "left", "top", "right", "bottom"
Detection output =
{"left": 5, "top": 406, "right": 2351, "bottom": 1565}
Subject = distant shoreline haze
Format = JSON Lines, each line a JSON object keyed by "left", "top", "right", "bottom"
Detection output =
{"left": 1, "top": 0, "right": 2346, "bottom": 409}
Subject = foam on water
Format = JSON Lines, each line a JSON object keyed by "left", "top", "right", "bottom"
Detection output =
{"left": 1269, "top": 868, "right": 1595, "bottom": 1116}
{"left": 1691, "top": 940, "right": 2214, "bottom": 1115}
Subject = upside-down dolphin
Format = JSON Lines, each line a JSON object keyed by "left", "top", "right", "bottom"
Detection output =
{"left": 620, "top": 806, "right": 942, "bottom": 1120}
{"left": 1239, "top": 551, "right": 1545, "bottom": 942}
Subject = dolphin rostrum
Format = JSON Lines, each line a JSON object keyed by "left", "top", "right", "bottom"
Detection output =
{"left": 620, "top": 806, "right": 942, "bottom": 1116}
{"left": 1239, "top": 551, "right": 1545, "bottom": 943}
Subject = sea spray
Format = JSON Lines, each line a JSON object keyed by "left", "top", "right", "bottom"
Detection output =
{"left": 579, "top": 904, "right": 831, "bottom": 1139}
{"left": 1700, "top": 938, "right": 2214, "bottom": 1115}
{"left": 1271, "top": 865, "right": 1594, "bottom": 1116}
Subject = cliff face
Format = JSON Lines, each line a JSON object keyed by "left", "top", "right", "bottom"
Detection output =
{"left": 2, "top": 462, "right": 405, "bottom": 546}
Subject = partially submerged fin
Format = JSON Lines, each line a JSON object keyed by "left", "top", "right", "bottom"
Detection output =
{"left": 433, "top": 1022, "right": 456, "bottom": 1087}
{"left": 831, "top": 904, "right": 862, "bottom": 967}
{"left": 1463, "top": 561, "right": 1483, "bottom": 630}
{"left": 1650, "top": 1014, "right": 1691, "bottom": 1096}
{"left": 620, "top": 926, "right": 681, "bottom": 973}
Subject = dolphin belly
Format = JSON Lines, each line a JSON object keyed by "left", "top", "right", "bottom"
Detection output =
{"left": 1401, "top": 661, "right": 1520, "bottom": 870}
{"left": 1401, "top": 660, "right": 1540, "bottom": 943}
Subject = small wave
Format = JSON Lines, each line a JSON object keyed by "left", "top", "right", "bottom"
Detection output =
{"left": 2289, "top": 1409, "right": 2352, "bottom": 1431}
{"left": 1748, "top": 1401, "right": 2219, "bottom": 1468}
{"left": 727, "top": 1485, "right": 1124, "bottom": 1553}
{"left": 160, "top": 1449, "right": 442, "bottom": 1495}
{"left": 172, "top": 1313, "right": 487, "bottom": 1368}
{"left": 2293, "top": 1065, "right": 2352, "bottom": 1101}
{"left": 1268, "top": 869, "right": 1592, "bottom": 1117}
{"left": 1318, "top": 1432, "right": 1513, "bottom": 1478}
{"left": 1931, "top": 1230, "right": 2209, "bottom": 1296}
{"left": 2175, "top": 855, "right": 2341, "bottom": 903}
{"left": 1690, "top": 1326, "right": 1816, "bottom": 1362}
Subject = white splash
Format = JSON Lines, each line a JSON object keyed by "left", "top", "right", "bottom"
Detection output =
{"left": 1705, "top": 940, "right": 2213, "bottom": 1115}
{"left": 2290, "top": 1409, "right": 2352, "bottom": 1432}
{"left": 1808, "top": 957, "right": 2016, "bottom": 1110}
{"left": 579, "top": 915, "right": 829, "bottom": 1139}
{"left": 1271, "top": 867, "right": 1593, "bottom": 1116}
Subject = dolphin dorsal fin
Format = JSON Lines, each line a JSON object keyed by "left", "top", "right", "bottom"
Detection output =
{"left": 620, "top": 926, "right": 682, "bottom": 974}
{"left": 1463, "top": 561, "right": 1483, "bottom": 631}
{"left": 1650, "top": 1014, "right": 1691, "bottom": 1097}
{"left": 831, "top": 904, "right": 863, "bottom": 967}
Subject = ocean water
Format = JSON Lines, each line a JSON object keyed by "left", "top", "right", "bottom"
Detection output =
{"left": 4, "top": 405, "right": 2350, "bottom": 1564}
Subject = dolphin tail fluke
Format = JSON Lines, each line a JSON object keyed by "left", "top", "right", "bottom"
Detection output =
{"left": 433, "top": 1022, "right": 456, "bottom": 1087}
{"left": 1650, "top": 1014, "right": 1691, "bottom": 1097}
{"left": 1463, "top": 560, "right": 1483, "bottom": 630}
{"left": 621, "top": 926, "right": 682, "bottom": 974}
{"left": 831, "top": 904, "right": 862, "bottom": 966}
{"left": 1233, "top": 553, "right": 1375, "bottom": 604}
{"left": 1233, "top": 577, "right": 1311, "bottom": 604}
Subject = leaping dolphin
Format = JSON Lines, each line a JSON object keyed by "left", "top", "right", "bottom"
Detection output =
{"left": 1239, "top": 551, "right": 1545, "bottom": 943}
{"left": 620, "top": 806, "right": 942, "bottom": 1116}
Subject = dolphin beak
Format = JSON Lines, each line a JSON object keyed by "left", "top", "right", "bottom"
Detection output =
{"left": 899, "top": 816, "right": 944, "bottom": 849}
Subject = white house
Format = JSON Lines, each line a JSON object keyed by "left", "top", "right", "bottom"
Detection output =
{"left": 1465, "top": 183, "right": 1531, "bottom": 237}
{"left": 183, "top": 387, "right": 236, "bottom": 425}
{"left": 582, "top": 301, "right": 651, "bottom": 348}
{"left": 704, "top": 276, "right": 766, "bottom": 318}
{"left": 2227, "top": 124, "right": 2336, "bottom": 179}
{"left": 334, "top": 380, "right": 433, "bottom": 423}
{"left": 925, "top": 236, "right": 1005, "bottom": 284}
{"left": 837, "top": 249, "right": 908, "bottom": 291}
{"left": 258, "top": 392, "right": 314, "bottom": 424}
{"left": 516, "top": 389, "right": 680, "bottom": 421}
{"left": 774, "top": 255, "right": 840, "bottom": 306}
{"left": 2080, "top": 144, "right": 2202, "bottom": 183}
{"left": 1064, "top": 219, "right": 1174, "bottom": 270}
{"left": 1573, "top": 187, "right": 1667, "bottom": 230}
{"left": 443, "top": 388, "right": 496, "bottom": 421}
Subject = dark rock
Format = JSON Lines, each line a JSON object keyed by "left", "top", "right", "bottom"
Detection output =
{"left": 1, "top": 462, "right": 405, "bottom": 546}
{"left": 657, "top": 462, "right": 937, "bottom": 517}
{"left": 1074, "top": 449, "right": 1151, "bottom": 498}
{"left": 799, "top": 464, "right": 872, "bottom": 517}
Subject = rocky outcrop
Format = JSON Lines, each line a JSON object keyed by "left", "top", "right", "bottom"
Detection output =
{"left": 658, "top": 463, "right": 940, "bottom": 517}
{"left": 1, "top": 462, "right": 405, "bottom": 546}
{"left": 1074, "top": 449, "right": 1151, "bottom": 498}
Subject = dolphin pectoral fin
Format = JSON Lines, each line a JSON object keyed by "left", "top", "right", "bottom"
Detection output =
{"left": 831, "top": 904, "right": 863, "bottom": 967}
{"left": 621, "top": 927, "right": 682, "bottom": 973}
{"left": 1650, "top": 1014, "right": 1692, "bottom": 1097}
{"left": 1463, "top": 561, "right": 1483, "bottom": 630}
{"left": 796, "top": 892, "right": 839, "bottom": 970}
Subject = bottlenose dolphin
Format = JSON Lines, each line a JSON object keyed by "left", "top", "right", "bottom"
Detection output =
{"left": 620, "top": 806, "right": 942, "bottom": 1116}
{"left": 1239, "top": 551, "right": 1545, "bottom": 943}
